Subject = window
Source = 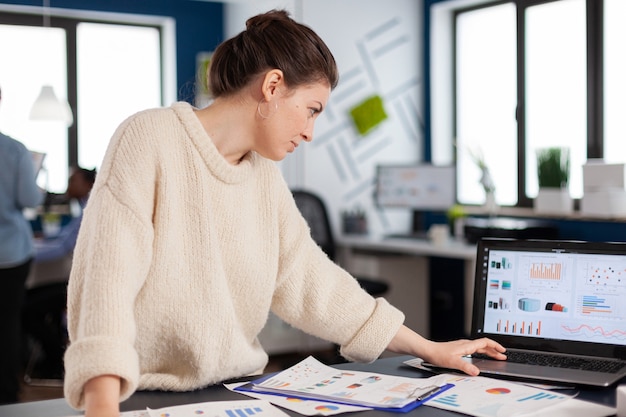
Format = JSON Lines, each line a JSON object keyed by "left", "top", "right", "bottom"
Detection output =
{"left": 77, "top": 22, "right": 162, "bottom": 170}
{"left": 431, "top": 0, "right": 622, "bottom": 207}
{"left": 604, "top": 0, "right": 626, "bottom": 163}
{"left": 524, "top": 0, "right": 586, "bottom": 199}
{"left": 0, "top": 24, "right": 69, "bottom": 192}
{"left": 455, "top": 3, "right": 517, "bottom": 206}
{"left": 0, "top": 6, "right": 173, "bottom": 193}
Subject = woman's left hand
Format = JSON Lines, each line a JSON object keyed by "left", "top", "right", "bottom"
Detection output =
{"left": 386, "top": 325, "right": 507, "bottom": 376}
{"left": 419, "top": 337, "right": 507, "bottom": 376}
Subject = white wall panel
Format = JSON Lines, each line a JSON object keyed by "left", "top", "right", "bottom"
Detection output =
{"left": 300, "top": 0, "right": 423, "bottom": 237}
{"left": 224, "top": 0, "right": 423, "bottom": 237}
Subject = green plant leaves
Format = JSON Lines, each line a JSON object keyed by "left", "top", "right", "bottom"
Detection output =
{"left": 537, "top": 147, "right": 570, "bottom": 188}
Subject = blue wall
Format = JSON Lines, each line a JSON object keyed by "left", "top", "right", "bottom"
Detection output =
{"left": 1, "top": 0, "right": 224, "bottom": 102}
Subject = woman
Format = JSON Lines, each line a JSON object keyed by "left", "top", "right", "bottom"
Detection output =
{"left": 64, "top": 10, "right": 506, "bottom": 416}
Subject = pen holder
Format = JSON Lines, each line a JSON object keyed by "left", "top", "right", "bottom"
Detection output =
{"left": 427, "top": 224, "right": 450, "bottom": 246}
{"left": 342, "top": 210, "right": 368, "bottom": 235}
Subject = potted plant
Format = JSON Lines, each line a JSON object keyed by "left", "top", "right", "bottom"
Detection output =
{"left": 535, "top": 147, "right": 573, "bottom": 214}
{"left": 446, "top": 204, "right": 467, "bottom": 240}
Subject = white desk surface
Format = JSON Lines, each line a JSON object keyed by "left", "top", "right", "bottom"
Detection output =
{"left": 336, "top": 234, "right": 477, "bottom": 260}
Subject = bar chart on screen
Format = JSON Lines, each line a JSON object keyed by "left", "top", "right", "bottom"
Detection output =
{"left": 495, "top": 319, "right": 542, "bottom": 335}
{"left": 518, "top": 255, "right": 572, "bottom": 290}
{"left": 529, "top": 261, "right": 562, "bottom": 280}
{"left": 578, "top": 295, "right": 615, "bottom": 316}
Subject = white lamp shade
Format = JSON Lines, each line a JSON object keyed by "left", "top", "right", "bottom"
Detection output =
{"left": 29, "top": 85, "right": 74, "bottom": 126}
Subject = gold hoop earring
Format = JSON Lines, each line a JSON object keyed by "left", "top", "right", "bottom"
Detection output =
{"left": 257, "top": 99, "right": 278, "bottom": 119}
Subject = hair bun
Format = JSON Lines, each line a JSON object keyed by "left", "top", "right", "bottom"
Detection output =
{"left": 246, "top": 9, "right": 291, "bottom": 32}
{"left": 208, "top": 8, "right": 337, "bottom": 97}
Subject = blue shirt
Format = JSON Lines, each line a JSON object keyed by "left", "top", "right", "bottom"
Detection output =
{"left": 0, "top": 132, "right": 44, "bottom": 267}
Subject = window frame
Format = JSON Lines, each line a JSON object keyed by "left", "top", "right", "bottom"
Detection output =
{"left": 430, "top": 0, "right": 605, "bottom": 208}
{"left": 0, "top": 5, "right": 176, "bottom": 170}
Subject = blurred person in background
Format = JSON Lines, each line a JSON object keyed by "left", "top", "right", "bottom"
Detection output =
{"left": 33, "top": 167, "right": 96, "bottom": 264}
{"left": 22, "top": 167, "right": 96, "bottom": 379}
{"left": 0, "top": 85, "right": 44, "bottom": 404}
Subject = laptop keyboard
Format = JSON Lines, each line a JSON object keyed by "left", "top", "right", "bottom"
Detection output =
{"left": 474, "top": 352, "right": 626, "bottom": 373}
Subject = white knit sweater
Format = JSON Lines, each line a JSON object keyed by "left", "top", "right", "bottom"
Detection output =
{"left": 63, "top": 102, "right": 405, "bottom": 409}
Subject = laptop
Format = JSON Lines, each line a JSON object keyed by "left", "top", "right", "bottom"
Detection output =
{"left": 426, "top": 238, "right": 626, "bottom": 387}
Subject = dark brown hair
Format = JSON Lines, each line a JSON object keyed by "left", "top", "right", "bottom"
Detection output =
{"left": 208, "top": 9, "right": 339, "bottom": 98}
{"left": 74, "top": 166, "right": 97, "bottom": 186}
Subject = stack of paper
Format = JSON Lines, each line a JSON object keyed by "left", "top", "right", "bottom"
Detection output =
{"left": 235, "top": 356, "right": 450, "bottom": 412}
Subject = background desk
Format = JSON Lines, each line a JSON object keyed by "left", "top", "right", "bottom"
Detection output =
{"left": 25, "top": 252, "right": 73, "bottom": 289}
{"left": 0, "top": 355, "right": 618, "bottom": 417}
{"left": 260, "top": 235, "right": 477, "bottom": 355}
{"left": 336, "top": 236, "right": 477, "bottom": 338}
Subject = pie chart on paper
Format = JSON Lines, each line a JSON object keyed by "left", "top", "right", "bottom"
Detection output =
{"left": 315, "top": 404, "right": 340, "bottom": 411}
{"left": 485, "top": 387, "right": 511, "bottom": 394}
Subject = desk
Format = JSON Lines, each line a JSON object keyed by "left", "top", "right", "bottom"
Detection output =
{"left": 25, "top": 252, "right": 73, "bottom": 289}
{"left": 0, "top": 355, "right": 618, "bottom": 417}
{"left": 336, "top": 235, "right": 477, "bottom": 337}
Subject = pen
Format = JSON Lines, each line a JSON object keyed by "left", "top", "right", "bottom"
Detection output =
{"left": 414, "top": 385, "right": 444, "bottom": 401}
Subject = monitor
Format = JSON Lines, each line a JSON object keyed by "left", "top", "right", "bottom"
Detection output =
{"left": 30, "top": 151, "right": 46, "bottom": 175}
{"left": 374, "top": 164, "right": 456, "bottom": 210}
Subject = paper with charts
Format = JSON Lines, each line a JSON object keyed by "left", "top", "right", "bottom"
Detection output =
{"left": 246, "top": 355, "right": 446, "bottom": 409}
{"left": 66, "top": 400, "right": 289, "bottom": 417}
{"left": 225, "top": 382, "right": 372, "bottom": 416}
{"left": 148, "top": 399, "right": 288, "bottom": 417}
{"left": 424, "top": 373, "right": 573, "bottom": 417}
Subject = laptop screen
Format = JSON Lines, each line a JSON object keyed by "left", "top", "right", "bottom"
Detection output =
{"left": 472, "top": 238, "right": 626, "bottom": 358}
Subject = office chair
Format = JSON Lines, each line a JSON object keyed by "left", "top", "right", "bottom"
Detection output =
{"left": 291, "top": 189, "right": 389, "bottom": 297}
{"left": 22, "top": 282, "right": 68, "bottom": 385}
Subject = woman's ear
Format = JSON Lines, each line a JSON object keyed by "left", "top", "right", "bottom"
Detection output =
{"left": 261, "top": 69, "right": 284, "bottom": 101}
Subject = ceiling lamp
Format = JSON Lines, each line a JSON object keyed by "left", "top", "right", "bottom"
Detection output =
{"left": 29, "top": 85, "right": 73, "bottom": 126}
{"left": 29, "top": 0, "right": 74, "bottom": 127}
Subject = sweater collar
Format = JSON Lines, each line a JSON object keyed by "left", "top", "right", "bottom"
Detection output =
{"left": 171, "top": 101, "right": 254, "bottom": 184}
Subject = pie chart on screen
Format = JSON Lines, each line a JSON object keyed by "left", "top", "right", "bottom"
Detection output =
{"left": 486, "top": 387, "right": 511, "bottom": 394}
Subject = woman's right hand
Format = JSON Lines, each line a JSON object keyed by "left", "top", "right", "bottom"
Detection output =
{"left": 83, "top": 375, "right": 121, "bottom": 417}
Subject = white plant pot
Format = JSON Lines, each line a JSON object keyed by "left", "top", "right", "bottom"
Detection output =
{"left": 534, "top": 188, "right": 573, "bottom": 215}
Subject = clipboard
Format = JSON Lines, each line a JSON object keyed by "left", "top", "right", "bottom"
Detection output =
{"left": 234, "top": 375, "right": 454, "bottom": 413}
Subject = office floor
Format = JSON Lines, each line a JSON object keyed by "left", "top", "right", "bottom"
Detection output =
{"left": 17, "top": 347, "right": 345, "bottom": 404}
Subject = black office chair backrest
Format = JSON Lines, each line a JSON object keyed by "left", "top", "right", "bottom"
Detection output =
{"left": 291, "top": 189, "right": 336, "bottom": 260}
{"left": 291, "top": 189, "right": 389, "bottom": 297}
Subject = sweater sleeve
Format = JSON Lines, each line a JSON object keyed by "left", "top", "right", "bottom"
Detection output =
{"left": 63, "top": 112, "right": 159, "bottom": 410}
{"left": 270, "top": 181, "right": 405, "bottom": 363}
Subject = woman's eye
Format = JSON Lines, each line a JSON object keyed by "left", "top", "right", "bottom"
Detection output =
{"left": 309, "top": 108, "right": 320, "bottom": 117}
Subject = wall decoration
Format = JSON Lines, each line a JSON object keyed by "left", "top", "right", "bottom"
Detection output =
{"left": 349, "top": 95, "right": 388, "bottom": 136}
{"left": 195, "top": 51, "right": 213, "bottom": 108}
{"left": 279, "top": 0, "right": 423, "bottom": 237}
